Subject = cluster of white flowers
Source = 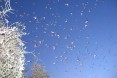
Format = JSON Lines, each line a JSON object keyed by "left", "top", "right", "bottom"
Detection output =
{"left": 0, "top": 26, "right": 25, "bottom": 78}
{"left": 0, "top": 0, "right": 26, "bottom": 78}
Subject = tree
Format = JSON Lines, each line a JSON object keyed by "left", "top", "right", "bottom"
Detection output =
{"left": 30, "top": 63, "right": 49, "bottom": 78}
{"left": 0, "top": 0, "right": 49, "bottom": 78}
{"left": 0, "top": 0, "right": 26, "bottom": 78}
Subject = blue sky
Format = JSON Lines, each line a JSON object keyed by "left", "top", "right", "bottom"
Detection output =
{"left": 2, "top": 0, "right": 117, "bottom": 78}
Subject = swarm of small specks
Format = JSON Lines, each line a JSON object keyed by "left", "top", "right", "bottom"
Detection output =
{"left": 0, "top": 24, "right": 26, "bottom": 78}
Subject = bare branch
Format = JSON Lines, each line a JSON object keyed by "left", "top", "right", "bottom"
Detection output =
{"left": 0, "top": 0, "right": 13, "bottom": 19}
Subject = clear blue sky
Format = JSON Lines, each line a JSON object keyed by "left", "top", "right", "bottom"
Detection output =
{"left": 3, "top": 0, "right": 117, "bottom": 78}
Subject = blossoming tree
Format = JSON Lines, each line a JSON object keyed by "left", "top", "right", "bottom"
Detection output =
{"left": 0, "top": 0, "right": 26, "bottom": 77}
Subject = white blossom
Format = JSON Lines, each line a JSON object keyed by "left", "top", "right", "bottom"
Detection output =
{"left": 0, "top": 25, "right": 26, "bottom": 78}
{"left": 0, "top": 0, "right": 26, "bottom": 78}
